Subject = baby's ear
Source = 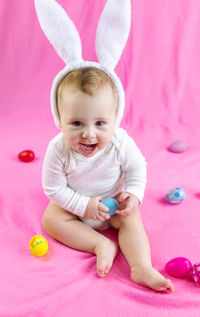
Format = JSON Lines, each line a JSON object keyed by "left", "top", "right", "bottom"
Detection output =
{"left": 95, "top": 0, "right": 131, "bottom": 70}
{"left": 35, "top": 0, "right": 83, "bottom": 64}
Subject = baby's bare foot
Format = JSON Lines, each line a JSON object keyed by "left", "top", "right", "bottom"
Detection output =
{"left": 131, "top": 265, "right": 174, "bottom": 293}
{"left": 95, "top": 239, "right": 118, "bottom": 278}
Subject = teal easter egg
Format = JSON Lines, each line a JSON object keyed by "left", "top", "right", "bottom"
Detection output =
{"left": 101, "top": 198, "right": 119, "bottom": 216}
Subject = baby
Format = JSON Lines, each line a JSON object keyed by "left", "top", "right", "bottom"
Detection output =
{"left": 42, "top": 67, "right": 174, "bottom": 293}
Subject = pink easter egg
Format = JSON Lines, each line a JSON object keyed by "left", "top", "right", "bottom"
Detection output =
{"left": 165, "top": 257, "right": 192, "bottom": 277}
{"left": 192, "top": 263, "right": 200, "bottom": 287}
{"left": 168, "top": 140, "right": 186, "bottom": 153}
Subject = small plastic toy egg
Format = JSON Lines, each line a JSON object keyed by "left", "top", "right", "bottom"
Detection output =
{"left": 165, "top": 188, "right": 185, "bottom": 204}
{"left": 168, "top": 140, "right": 186, "bottom": 153}
{"left": 101, "top": 198, "right": 119, "bottom": 216}
{"left": 18, "top": 150, "right": 35, "bottom": 162}
{"left": 192, "top": 263, "right": 200, "bottom": 287}
{"left": 165, "top": 257, "right": 192, "bottom": 277}
{"left": 29, "top": 235, "right": 48, "bottom": 256}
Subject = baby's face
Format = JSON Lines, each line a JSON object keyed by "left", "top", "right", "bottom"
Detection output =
{"left": 59, "top": 85, "right": 117, "bottom": 157}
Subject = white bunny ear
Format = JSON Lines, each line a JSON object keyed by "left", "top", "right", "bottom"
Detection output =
{"left": 35, "top": 0, "right": 83, "bottom": 64}
{"left": 95, "top": 0, "right": 131, "bottom": 70}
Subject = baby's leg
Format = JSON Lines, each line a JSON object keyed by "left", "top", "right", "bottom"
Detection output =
{"left": 42, "top": 201, "right": 118, "bottom": 277}
{"left": 110, "top": 209, "right": 174, "bottom": 293}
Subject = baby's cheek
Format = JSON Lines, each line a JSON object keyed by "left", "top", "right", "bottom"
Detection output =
{"left": 99, "top": 134, "right": 113, "bottom": 148}
{"left": 97, "top": 139, "right": 105, "bottom": 149}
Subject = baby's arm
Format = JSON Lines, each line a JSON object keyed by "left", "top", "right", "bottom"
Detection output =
{"left": 116, "top": 132, "right": 147, "bottom": 215}
{"left": 42, "top": 141, "right": 93, "bottom": 218}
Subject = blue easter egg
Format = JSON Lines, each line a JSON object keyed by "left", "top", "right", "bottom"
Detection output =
{"left": 165, "top": 188, "right": 185, "bottom": 204}
{"left": 101, "top": 198, "right": 119, "bottom": 216}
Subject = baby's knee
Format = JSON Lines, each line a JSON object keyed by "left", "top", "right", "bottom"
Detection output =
{"left": 124, "top": 209, "right": 141, "bottom": 224}
{"left": 42, "top": 207, "right": 54, "bottom": 235}
{"left": 112, "top": 208, "right": 141, "bottom": 229}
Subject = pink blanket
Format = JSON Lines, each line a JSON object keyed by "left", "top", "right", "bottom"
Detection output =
{"left": 1, "top": 0, "right": 200, "bottom": 316}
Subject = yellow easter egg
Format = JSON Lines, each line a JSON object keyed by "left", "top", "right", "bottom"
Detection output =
{"left": 29, "top": 235, "right": 48, "bottom": 256}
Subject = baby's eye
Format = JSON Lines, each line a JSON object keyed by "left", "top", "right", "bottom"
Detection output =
{"left": 72, "top": 121, "right": 83, "bottom": 127}
{"left": 96, "top": 121, "right": 105, "bottom": 127}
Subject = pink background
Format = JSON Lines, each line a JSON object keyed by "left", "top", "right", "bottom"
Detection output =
{"left": 1, "top": 0, "right": 200, "bottom": 316}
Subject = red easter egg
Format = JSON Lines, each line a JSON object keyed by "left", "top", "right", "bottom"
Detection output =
{"left": 18, "top": 150, "right": 35, "bottom": 162}
{"left": 165, "top": 257, "right": 192, "bottom": 277}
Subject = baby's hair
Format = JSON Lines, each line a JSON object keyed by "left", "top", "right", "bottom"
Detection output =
{"left": 57, "top": 67, "right": 118, "bottom": 107}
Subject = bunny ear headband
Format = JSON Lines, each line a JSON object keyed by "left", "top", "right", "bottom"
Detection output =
{"left": 35, "top": 0, "right": 131, "bottom": 129}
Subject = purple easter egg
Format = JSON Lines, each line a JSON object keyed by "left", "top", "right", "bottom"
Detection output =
{"left": 192, "top": 263, "right": 200, "bottom": 287}
{"left": 165, "top": 188, "right": 185, "bottom": 204}
{"left": 168, "top": 140, "right": 186, "bottom": 153}
{"left": 165, "top": 257, "right": 192, "bottom": 277}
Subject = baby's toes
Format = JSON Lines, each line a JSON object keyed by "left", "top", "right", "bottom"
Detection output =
{"left": 165, "top": 279, "right": 174, "bottom": 293}
{"left": 159, "top": 279, "right": 174, "bottom": 293}
{"left": 97, "top": 259, "right": 111, "bottom": 278}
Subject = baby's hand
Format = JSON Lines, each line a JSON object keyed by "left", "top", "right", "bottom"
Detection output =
{"left": 84, "top": 196, "right": 110, "bottom": 221}
{"left": 115, "top": 192, "right": 140, "bottom": 216}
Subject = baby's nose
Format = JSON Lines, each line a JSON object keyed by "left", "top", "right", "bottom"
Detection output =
{"left": 82, "top": 126, "right": 96, "bottom": 139}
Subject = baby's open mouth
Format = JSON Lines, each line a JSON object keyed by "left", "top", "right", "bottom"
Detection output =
{"left": 79, "top": 143, "right": 97, "bottom": 155}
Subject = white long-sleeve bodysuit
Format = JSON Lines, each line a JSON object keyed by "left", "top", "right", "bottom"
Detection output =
{"left": 42, "top": 127, "right": 147, "bottom": 230}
